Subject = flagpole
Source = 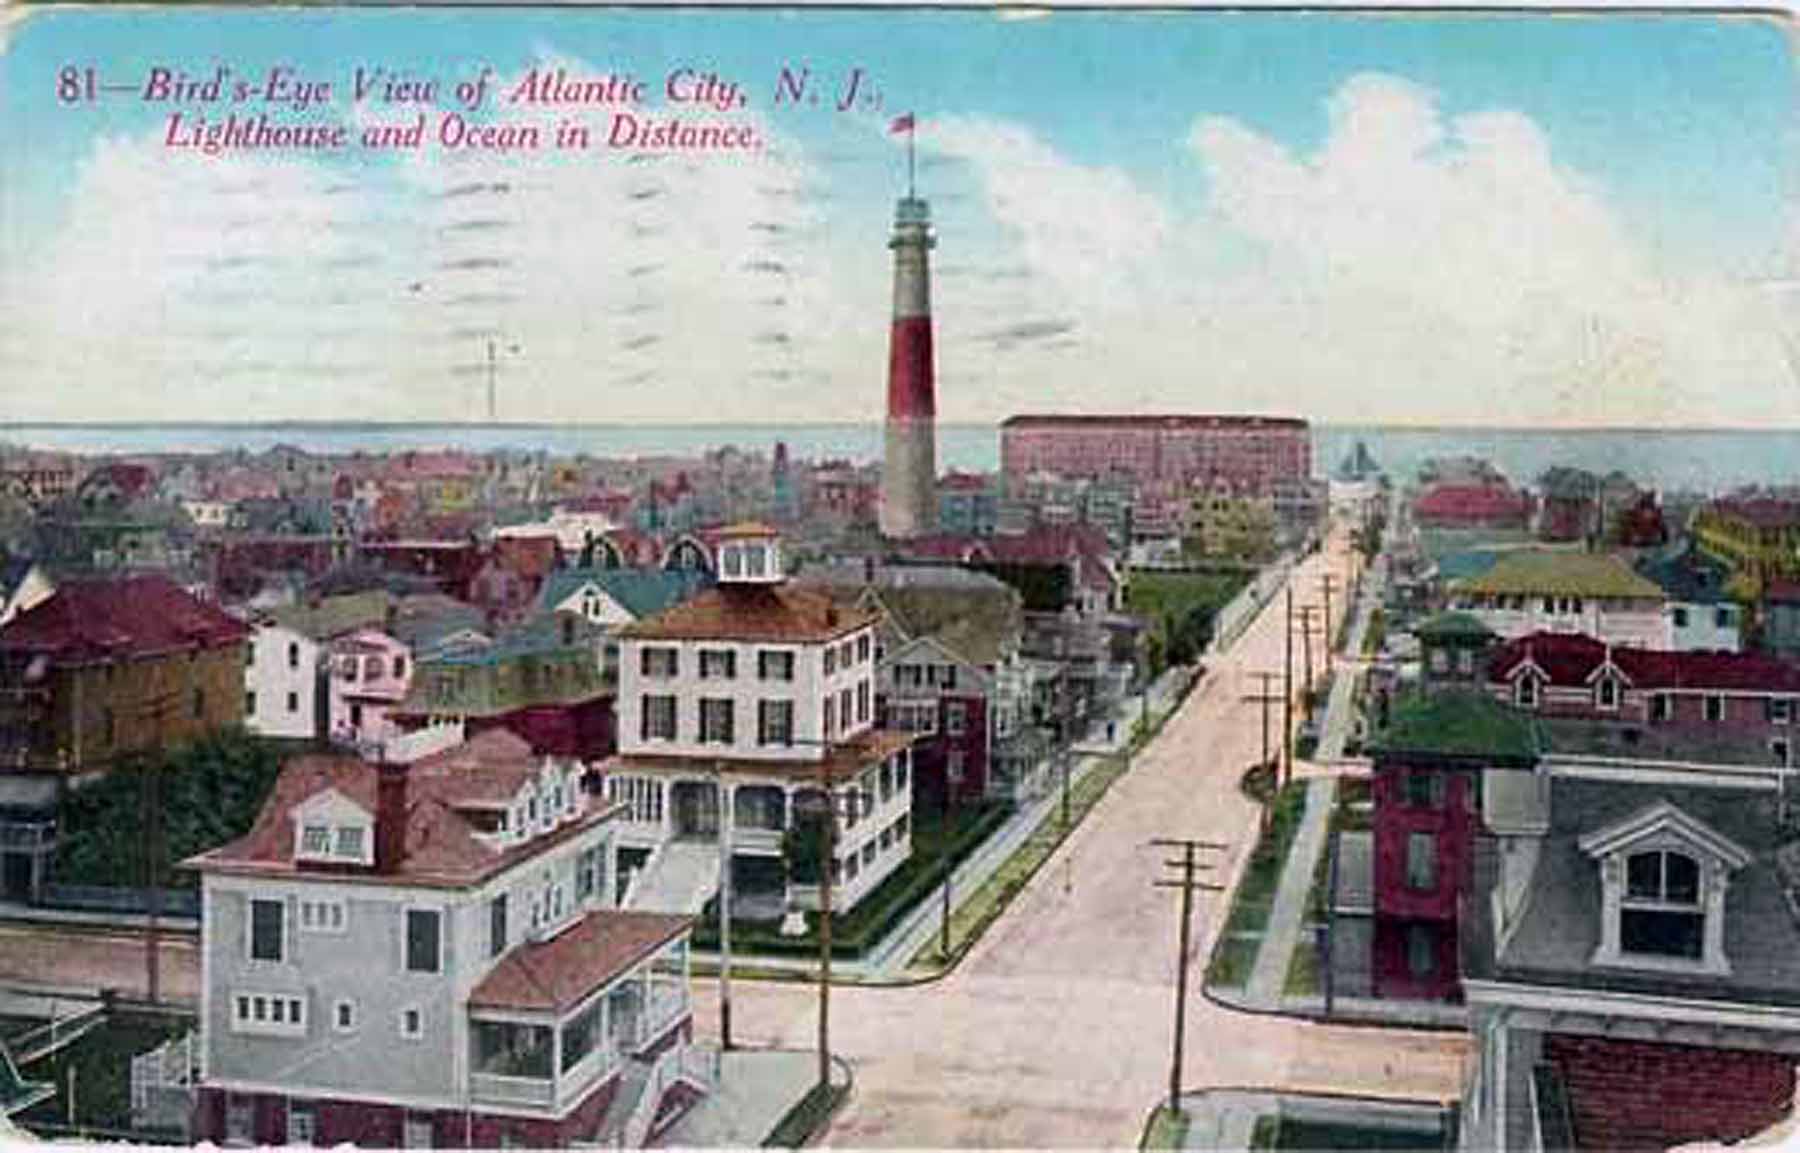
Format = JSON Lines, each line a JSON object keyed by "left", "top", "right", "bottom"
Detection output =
{"left": 907, "top": 123, "right": 916, "bottom": 199}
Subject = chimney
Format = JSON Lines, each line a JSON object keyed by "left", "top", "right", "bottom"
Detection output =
{"left": 375, "top": 758, "right": 408, "bottom": 874}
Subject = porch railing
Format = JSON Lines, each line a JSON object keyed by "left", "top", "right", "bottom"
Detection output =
{"left": 470, "top": 1071, "right": 556, "bottom": 1108}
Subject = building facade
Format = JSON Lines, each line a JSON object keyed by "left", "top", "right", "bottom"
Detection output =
{"left": 186, "top": 729, "right": 707, "bottom": 1148}
{"left": 999, "top": 414, "right": 1310, "bottom": 499}
{"left": 1447, "top": 551, "right": 1668, "bottom": 649}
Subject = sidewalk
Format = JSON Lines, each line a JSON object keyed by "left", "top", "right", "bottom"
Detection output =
{"left": 1313, "top": 553, "right": 1385, "bottom": 765}
{"left": 1243, "top": 776, "right": 1335, "bottom": 1005}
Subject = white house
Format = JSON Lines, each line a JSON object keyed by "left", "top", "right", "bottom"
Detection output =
{"left": 1448, "top": 551, "right": 1669, "bottom": 649}
{"left": 184, "top": 729, "right": 710, "bottom": 1148}
{"left": 244, "top": 592, "right": 390, "bottom": 741}
{"left": 600, "top": 523, "right": 914, "bottom": 920}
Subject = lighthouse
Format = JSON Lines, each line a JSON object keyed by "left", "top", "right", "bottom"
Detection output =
{"left": 880, "top": 192, "right": 938, "bottom": 540}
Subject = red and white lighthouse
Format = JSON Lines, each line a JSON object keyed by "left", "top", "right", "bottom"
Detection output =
{"left": 880, "top": 187, "right": 938, "bottom": 541}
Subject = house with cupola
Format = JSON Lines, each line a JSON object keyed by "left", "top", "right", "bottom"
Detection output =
{"left": 185, "top": 727, "right": 709, "bottom": 1149}
{"left": 598, "top": 523, "right": 915, "bottom": 921}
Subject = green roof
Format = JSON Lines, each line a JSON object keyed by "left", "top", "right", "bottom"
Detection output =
{"left": 266, "top": 590, "right": 390, "bottom": 641}
{"left": 536, "top": 568, "right": 713, "bottom": 620}
{"left": 1412, "top": 611, "right": 1494, "bottom": 643}
{"left": 1370, "top": 689, "right": 1540, "bottom": 764}
{"left": 1452, "top": 551, "right": 1663, "bottom": 601}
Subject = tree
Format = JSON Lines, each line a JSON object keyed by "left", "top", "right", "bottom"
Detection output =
{"left": 782, "top": 811, "right": 827, "bottom": 886}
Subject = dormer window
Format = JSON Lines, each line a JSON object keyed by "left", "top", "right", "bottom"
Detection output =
{"left": 335, "top": 826, "right": 366, "bottom": 860}
{"left": 293, "top": 790, "right": 375, "bottom": 866}
{"left": 1581, "top": 801, "right": 1749, "bottom": 976}
{"left": 1515, "top": 671, "right": 1542, "bottom": 709}
{"left": 300, "top": 824, "right": 331, "bottom": 856}
{"left": 1596, "top": 674, "right": 1620, "bottom": 711}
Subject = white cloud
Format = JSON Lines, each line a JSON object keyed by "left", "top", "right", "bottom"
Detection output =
{"left": 3, "top": 67, "right": 1792, "bottom": 428}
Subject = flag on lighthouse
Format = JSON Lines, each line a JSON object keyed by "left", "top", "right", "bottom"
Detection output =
{"left": 889, "top": 112, "right": 915, "bottom": 135}
{"left": 891, "top": 113, "right": 917, "bottom": 196}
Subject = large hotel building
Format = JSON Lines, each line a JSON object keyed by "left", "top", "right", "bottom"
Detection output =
{"left": 998, "top": 413, "right": 1312, "bottom": 495}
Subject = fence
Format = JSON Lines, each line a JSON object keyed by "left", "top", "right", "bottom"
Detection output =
{"left": 128, "top": 1029, "right": 198, "bottom": 1138}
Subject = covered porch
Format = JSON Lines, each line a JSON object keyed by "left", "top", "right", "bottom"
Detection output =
{"left": 467, "top": 910, "right": 694, "bottom": 1116}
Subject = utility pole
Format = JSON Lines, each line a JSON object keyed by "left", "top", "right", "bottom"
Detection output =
{"left": 715, "top": 761, "right": 733, "bottom": 1052}
{"left": 138, "top": 685, "right": 181, "bottom": 1006}
{"left": 1150, "top": 838, "right": 1226, "bottom": 1120}
{"left": 1297, "top": 606, "right": 1320, "bottom": 729}
{"left": 1245, "top": 672, "right": 1281, "bottom": 836}
{"left": 1318, "top": 574, "right": 1338, "bottom": 675}
{"left": 1283, "top": 586, "right": 1294, "bottom": 789}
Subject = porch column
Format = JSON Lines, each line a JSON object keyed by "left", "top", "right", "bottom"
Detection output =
{"left": 551, "top": 1019, "right": 563, "bottom": 1084}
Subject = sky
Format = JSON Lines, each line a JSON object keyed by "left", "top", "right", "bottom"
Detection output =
{"left": 0, "top": 7, "right": 1795, "bottom": 427}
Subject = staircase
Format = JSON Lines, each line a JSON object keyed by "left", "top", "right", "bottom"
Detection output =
{"left": 625, "top": 840, "right": 720, "bottom": 915}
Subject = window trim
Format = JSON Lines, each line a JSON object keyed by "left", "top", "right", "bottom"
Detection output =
{"left": 403, "top": 907, "right": 444, "bottom": 975}
{"left": 246, "top": 897, "right": 287, "bottom": 965}
{"left": 398, "top": 1004, "right": 425, "bottom": 1041}
{"left": 332, "top": 998, "right": 358, "bottom": 1035}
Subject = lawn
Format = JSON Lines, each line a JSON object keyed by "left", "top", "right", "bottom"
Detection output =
{"left": 1219, "top": 782, "right": 1308, "bottom": 938}
{"left": 1269, "top": 1118, "right": 1444, "bottom": 1150}
{"left": 1126, "top": 569, "right": 1251, "bottom": 668}
{"left": 1142, "top": 1105, "right": 1192, "bottom": 1149}
{"left": 1205, "top": 935, "right": 1261, "bottom": 989}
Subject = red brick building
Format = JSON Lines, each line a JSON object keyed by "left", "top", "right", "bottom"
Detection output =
{"left": 999, "top": 413, "right": 1310, "bottom": 497}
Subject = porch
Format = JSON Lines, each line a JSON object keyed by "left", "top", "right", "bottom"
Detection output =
{"left": 467, "top": 913, "right": 694, "bottom": 1116}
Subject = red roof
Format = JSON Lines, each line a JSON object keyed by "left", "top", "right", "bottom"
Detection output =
{"left": 190, "top": 729, "right": 622, "bottom": 887}
{"left": 469, "top": 908, "right": 692, "bottom": 1013}
{"left": 0, "top": 576, "right": 248, "bottom": 662}
{"left": 621, "top": 583, "right": 876, "bottom": 643}
{"left": 1489, "top": 632, "right": 1800, "bottom": 693}
{"left": 1709, "top": 497, "right": 1800, "bottom": 531}
{"left": 1413, "top": 483, "right": 1532, "bottom": 525}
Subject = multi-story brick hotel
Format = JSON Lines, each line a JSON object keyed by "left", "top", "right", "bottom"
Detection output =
{"left": 998, "top": 413, "right": 1312, "bottom": 496}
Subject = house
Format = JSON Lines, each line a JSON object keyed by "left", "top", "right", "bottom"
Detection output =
{"left": 1447, "top": 551, "right": 1668, "bottom": 648}
{"left": 936, "top": 472, "right": 999, "bottom": 539}
{"left": 799, "top": 563, "right": 1026, "bottom": 807}
{"left": 1636, "top": 546, "right": 1742, "bottom": 653}
{"left": 1412, "top": 482, "right": 1534, "bottom": 532}
{"left": 184, "top": 729, "right": 708, "bottom": 1147}
{"left": 245, "top": 592, "right": 391, "bottom": 741}
{"left": 0, "top": 556, "right": 54, "bottom": 629}
{"left": 468, "top": 537, "right": 563, "bottom": 628}
{"left": 1461, "top": 766, "right": 1800, "bottom": 1152}
{"left": 599, "top": 524, "right": 914, "bottom": 921}
{"left": 394, "top": 615, "right": 616, "bottom": 761}
{"left": 0, "top": 774, "right": 59, "bottom": 903}
{"left": 1412, "top": 612, "right": 1495, "bottom": 693}
{"left": 0, "top": 575, "right": 249, "bottom": 772}
{"left": 534, "top": 568, "right": 713, "bottom": 678}
{"left": 326, "top": 630, "right": 414, "bottom": 756}
{"left": 1693, "top": 494, "right": 1800, "bottom": 591}
{"left": 1349, "top": 690, "right": 1540, "bottom": 1002}
{"left": 1484, "top": 632, "right": 1800, "bottom": 768}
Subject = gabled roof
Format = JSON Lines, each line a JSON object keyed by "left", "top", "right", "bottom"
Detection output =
{"left": 1636, "top": 547, "right": 1733, "bottom": 605}
{"left": 1489, "top": 632, "right": 1800, "bottom": 694}
{"left": 1454, "top": 550, "right": 1664, "bottom": 601}
{"left": 535, "top": 567, "right": 712, "bottom": 621}
{"left": 468, "top": 909, "right": 692, "bottom": 1013}
{"left": 620, "top": 583, "right": 876, "bottom": 644}
{"left": 188, "top": 729, "right": 617, "bottom": 887}
{"left": 0, "top": 575, "right": 248, "bottom": 662}
{"left": 1577, "top": 799, "right": 1754, "bottom": 869}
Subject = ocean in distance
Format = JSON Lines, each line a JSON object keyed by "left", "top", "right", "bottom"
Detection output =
{"left": 4, "top": 422, "right": 1800, "bottom": 497}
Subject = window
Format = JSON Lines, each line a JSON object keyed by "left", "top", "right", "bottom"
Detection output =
{"left": 490, "top": 894, "right": 508, "bottom": 958}
{"left": 299, "top": 899, "right": 345, "bottom": 933}
{"left": 839, "top": 688, "right": 853, "bottom": 730}
{"left": 1770, "top": 699, "right": 1793, "bottom": 725}
{"left": 1406, "top": 925, "right": 1437, "bottom": 978}
{"left": 1673, "top": 606, "right": 1691, "bottom": 628}
{"left": 246, "top": 690, "right": 258, "bottom": 715}
{"left": 640, "top": 695, "right": 677, "bottom": 741}
{"left": 824, "top": 647, "right": 837, "bottom": 676}
{"left": 1705, "top": 695, "right": 1725, "bottom": 723}
{"left": 1515, "top": 673, "right": 1540, "bottom": 709}
{"left": 400, "top": 1007, "right": 424, "bottom": 1039}
{"left": 1597, "top": 676, "right": 1620, "bottom": 710}
{"left": 699, "top": 698, "right": 735, "bottom": 744}
{"left": 640, "top": 647, "right": 679, "bottom": 678}
{"left": 405, "top": 909, "right": 441, "bottom": 973}
{"left": 577, "top": 846, "right": 603, "bottom": 902}
{"left": 333, "top": 999, "right": 356, "bottom": 1033}
{"left": 699, "top": 649, "right": 737, "bottom": 679}
{"left": 1621, "top": 850, "right": 1704, "bottom": 960}
{"left": 758, "top": 700, "right": 794, "bottom": 746}
{"left": 1405, "top": 833, "right": 1437, "bottom": 891}
{"left": 862, "top": 841, "right": 876, "bottom": 867}
{"left": 945, "top": 703, "right": 966, "bottom": 737}
{"left": 300, "top": 824, "right": 331, "bottom": 856}
{"left": 1651, "top": 693, "right": 1672, "bottom": 723}
{"left": 286, "top": 690, "right": 300, "bottom": 714}
{"left": 1717, "top": 607, "right": 1735, "bottom": 629}
{"left": 823, "top": 696, "right": 836, "bottom": 738}
{"left": 249, "top": 898, "right": 285, "bottom": 962}
{"left": 857, "top": 634, "right": 871, "bottom": 663}
{"left": 1541, "top": 597, "right": 1555, "bottom": 614}
{"left": 857, "top": 680, "right": 870, "bottom": 723}
{"left": 1776, "top": 738, "right": 1791, "bottom": 767}
{"left": 1402, "top": 771, "right": 1443, "bottom": 809}
{"left": 393, "top": 655, "right": 407, "bottom": 679}
{"left": 231, "top": 992, "right": 306, "bottom": 1037}
{"left": 350, "top": 702, "right": 363, "bottom": 729}
{"left": 288, "top": 642, "right": 301, "bottom": 670}
{"left": 336, "top": 825, "right": 366, "bottom": 861}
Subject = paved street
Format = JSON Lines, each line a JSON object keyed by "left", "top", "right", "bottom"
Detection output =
{"left": 0, "top": 530, "right": 1468, "bottom": 1148}
{"left": 688, "top": 531, "right": 1468, "bottom": 1148}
